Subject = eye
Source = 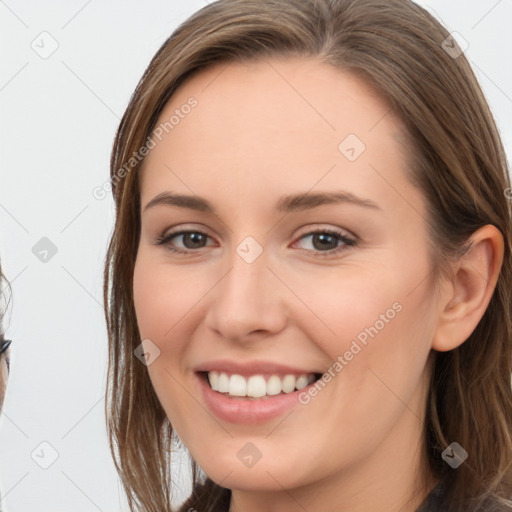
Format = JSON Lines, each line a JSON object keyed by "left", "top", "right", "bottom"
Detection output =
{"left": 154, "top": 227, "right": 357, "bottom": 257}
{"left": 155, "top": 229, "right": 214, "bottom": 254}
{"left": 293, "top": 228, "right": 357, "bottom": 257}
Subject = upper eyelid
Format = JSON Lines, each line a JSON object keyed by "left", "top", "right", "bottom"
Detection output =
{"left": 161, "top": 225, "right": 216, "bottom": 242}
{"left": 161, "top": 224, "right": 355, "bottom": 239}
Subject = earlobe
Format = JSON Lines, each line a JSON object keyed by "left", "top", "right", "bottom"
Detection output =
{"left": 431, "top": 224, "right": 504, "bottom": 353}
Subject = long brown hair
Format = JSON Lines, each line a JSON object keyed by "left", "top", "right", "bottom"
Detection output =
{"left": 103, "top": 1, "right": 512, "bottom": 510}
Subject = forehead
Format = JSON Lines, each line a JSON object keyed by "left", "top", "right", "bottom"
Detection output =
{"left": 139, "top": 57, "right": 420, "bottom": 218}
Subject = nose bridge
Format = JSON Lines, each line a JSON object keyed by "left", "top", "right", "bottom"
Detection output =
{"left": 205, "top": 242, "right": 286, "bottom": 341}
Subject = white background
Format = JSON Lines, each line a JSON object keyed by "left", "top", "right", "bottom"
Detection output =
{"left": 0, "top": 1, "right": 511, "bottom": 510}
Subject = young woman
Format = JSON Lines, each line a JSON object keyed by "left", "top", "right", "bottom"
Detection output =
{"left": 103, "top": 1, "right": 512, "bottom": 511}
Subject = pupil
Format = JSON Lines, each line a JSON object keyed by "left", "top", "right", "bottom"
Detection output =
{"left": 314, "top": 233, "right": 336, "bottom": 251}
{"left": 185, "top": 233, "right": 205, "bottom": 249}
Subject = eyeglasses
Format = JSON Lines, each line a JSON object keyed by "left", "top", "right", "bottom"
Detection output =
{"left": 1, "top": 339, "right": 11, "bottom": 355}
{"left": 1, "top": 338, "right": 11, "bottom": 374}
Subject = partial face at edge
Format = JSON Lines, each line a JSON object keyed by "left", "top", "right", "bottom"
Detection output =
{"left": 0, "top": 341, "right": 10, "bottom": 412}
{"left": 132, "top": 58, "right": 441, "bottom": 493}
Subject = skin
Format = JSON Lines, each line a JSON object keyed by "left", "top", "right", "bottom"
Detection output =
{"left": 133, "top": 57, "right": 504, "bottom": 512}
{"left": 0, "top": 353, "right": 8, "bottom": 411}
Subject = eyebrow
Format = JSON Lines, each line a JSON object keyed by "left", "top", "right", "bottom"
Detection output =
{"left": 143, "top": 190, "right": 382, "bottom": 214}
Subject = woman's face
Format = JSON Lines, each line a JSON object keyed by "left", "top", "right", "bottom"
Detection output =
{"left": 133, "top": 58, "right": 442, "bottom": 498}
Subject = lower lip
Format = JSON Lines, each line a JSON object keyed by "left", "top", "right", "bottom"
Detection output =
{"left": 197, "top": 373, "right": 314, "bottom": 425}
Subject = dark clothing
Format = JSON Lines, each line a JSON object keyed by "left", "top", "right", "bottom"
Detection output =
{"left": 417, "top": 475, "right": 512, "bottom": 512}
{"left": 180, "top": 475, "right": 511, "bottom": 512}
{"left": 416, "top": 476, "right": 450, "bottom": 511}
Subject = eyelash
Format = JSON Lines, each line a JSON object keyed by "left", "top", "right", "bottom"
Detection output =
{"left": 155, "top": 228, "right": 357, "bottom": 258}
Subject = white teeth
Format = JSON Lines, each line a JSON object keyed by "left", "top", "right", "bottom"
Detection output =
{"left": 266, "top": 375, "right": 282, "bottom": 396}
{"left": 247, "top": 375, "right": 266, "bottom": 397}
{"left": 229, "top": 374, "right": 247, "bottom": 396}
{"left": 207, "top": 371, "right": 317, "bottom": 397}
{"left": 209, "top": 370, "right": 219, "bottom": 391}
{"left": 295, "top": 375, "right": 309, "bottom": 390}
{"left": 217, "top": 372, "right": 229, "bottom": 393}
{"left": 281, "top": 374, "right": 296, "bottom": 393}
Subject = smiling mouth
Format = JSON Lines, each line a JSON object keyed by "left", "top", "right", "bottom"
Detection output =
{"left": 199, "top": 371, "right": 323, "bottom": 399}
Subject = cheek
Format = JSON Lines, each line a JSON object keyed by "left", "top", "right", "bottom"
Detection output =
{"left": 132, "top": 254, "right": 211, "bottom": 402}
{"left": 133, "top": 259, "right": 162, "bottom": 339}
{"left": 133, "top": 257, "right": 192, "bottom": 424}
{"left": 299, "top": 269, "right": 403, "bottom": 355}
{"left": 314, "top": 260, "right": 435, "bottom": 395}
{"left": 0, "top": 364, "right": 6, "bottom": 395}
{"left": 133, "top": 254, "right": 196, "bottom": 343}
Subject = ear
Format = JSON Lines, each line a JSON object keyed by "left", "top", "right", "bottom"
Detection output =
{"left": 432, "top": 224, "right": 504, "bottom": 352}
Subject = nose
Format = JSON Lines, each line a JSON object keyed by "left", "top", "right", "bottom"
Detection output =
{"left": 204, "top": 245, "right": 288, "bottom": 343}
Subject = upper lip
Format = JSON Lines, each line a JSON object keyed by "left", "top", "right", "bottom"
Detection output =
{"left": 194, "top": 359, "right": 321, "bottom": 376}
